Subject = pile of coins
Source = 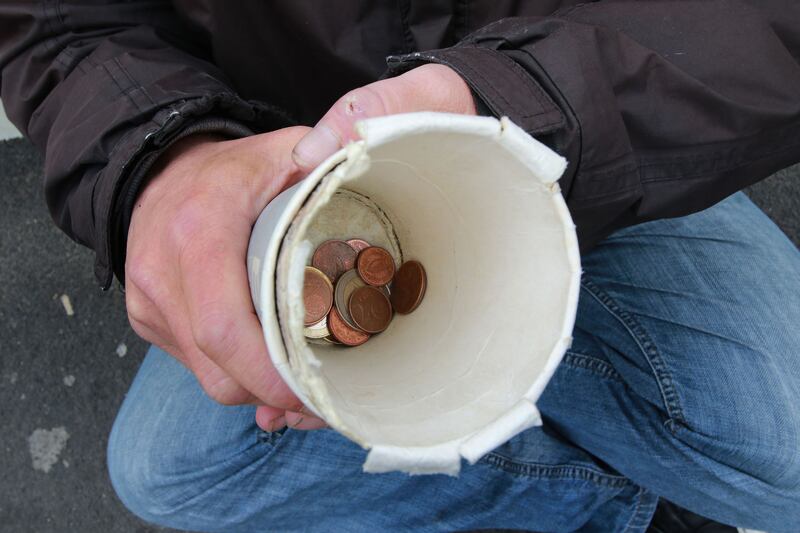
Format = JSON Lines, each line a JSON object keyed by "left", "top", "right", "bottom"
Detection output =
{"left": 303, "top": 238, "right": 426, "bottom": 347}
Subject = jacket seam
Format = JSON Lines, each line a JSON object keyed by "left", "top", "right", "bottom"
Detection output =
{"left": 568, "top": 182, "right": 641, "bottom": 202}
{"left": 453, "top": 47, "right": 555, "bottom": 120}
{"left": 101, "top": 61, "right": 144, "bottom": 113}
{"left": 396, "top": 0, "right": 416, "bottom": 53}
{"left": 512, "top": 41, "right": 583, "bottom": 197}
{"left": 41, "top": 1, "right": 58, "bottom": 54}
{"left": 114, "top": 57, "right": 157, "bottom": 108}
{"left": 638, "top": 135, "right": 800, "bottom": 167}
{"left": 639, "top": 139, "right": 800, "bottom": 184}
{"left": 55, "top": 0, "right": 65, "bottom": 24}
{"left": 456, "top": 0, "right": 470, "bottom": 40}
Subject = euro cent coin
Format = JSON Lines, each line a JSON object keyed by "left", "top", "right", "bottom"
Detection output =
{"left": 312, "top": 239, "right": 357, "bottom": 283}
{"left": 303, "top": 266, "right": 334, "bottom": 326}
{"left": 349, "top": 286, "right": 393, "bottom": 333}
{"left": 303, "top": 315, "right": 331, "bottom": 339}
{"left": 356, "top": 246, "right": 396, "bottom": 286}
{"left": 328, "top": 307, "right": 370, "bottom": 346}
{"left": 307, "top": 336, "right": 337, "bottom": 346}
{"left": 346, "top": 238, "right": 371, "bottom": 253}
{"left": 334, "top": 269, "right": 367, "bottom": 330}
{"left": 390, "top": 260, "right": 427, "bottom": 314}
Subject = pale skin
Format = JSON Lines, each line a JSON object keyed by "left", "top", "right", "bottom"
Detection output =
{"left": 126, "top": 64, "right": 477, "bottom": 432}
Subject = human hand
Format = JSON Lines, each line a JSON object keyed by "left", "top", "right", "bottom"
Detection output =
{"left": 125, "top": 128, "right": 327, "bottom": 432}
{"left": 291, "top": 63, "right": 477, "bottom": 173}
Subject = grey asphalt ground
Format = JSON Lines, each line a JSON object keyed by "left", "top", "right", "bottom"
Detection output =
{"left": 1, "top": 137, "right": 798, "bottom": 533}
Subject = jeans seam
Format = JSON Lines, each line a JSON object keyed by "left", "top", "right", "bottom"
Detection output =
{"left": 580, "top": 279, "right": 687, "bottom": 425}
{"left": 622, "top": 486, "right": 657, "bottom": 533}
{"left": 563, "top": 351, "right": 625, "bottom": 383}
{"left": 479, "top": 453, "right": 631, "bottom": 488}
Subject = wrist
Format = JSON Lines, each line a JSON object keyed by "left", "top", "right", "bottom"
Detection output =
{"left": 136, "top": 133, "right": 228, "bottom": 202}
{"left": 149, "top": 133, "right": 227, "bottom": 178}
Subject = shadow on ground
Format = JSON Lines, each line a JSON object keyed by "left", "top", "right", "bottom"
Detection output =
{"left": 1, "top": 138, "right": 798, "bottom": 532}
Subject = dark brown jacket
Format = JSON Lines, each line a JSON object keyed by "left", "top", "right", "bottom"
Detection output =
{"left": 2, "top": 1, "right": 799, "bottom": 289}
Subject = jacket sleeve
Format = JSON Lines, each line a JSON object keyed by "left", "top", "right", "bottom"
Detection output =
{"left": 386, "top": 0, "right": 800, "bottom": 250}
{"left": 0, "top": 1, "right": 294, "bottom": 289}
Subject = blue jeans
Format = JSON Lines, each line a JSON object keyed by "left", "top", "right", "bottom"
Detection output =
{"left": 107, "top": 192, "right": 800, "bottom": 532}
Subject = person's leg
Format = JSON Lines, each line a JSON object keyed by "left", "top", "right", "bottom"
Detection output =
{"left": 538, "top": 192, "right": 800, "bottom": 531}
{"left": 108, "top": 346, "right": 653, "bottom": 533}
{"left": 108, "top": 191, "right": 800, "bottom": 532}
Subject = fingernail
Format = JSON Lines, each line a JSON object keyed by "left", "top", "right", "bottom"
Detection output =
{"left": 267, "top": 415, "right": 286, "bottom": 432}
{"left": 292, "top": 125, "right": 341, "bottom": 170}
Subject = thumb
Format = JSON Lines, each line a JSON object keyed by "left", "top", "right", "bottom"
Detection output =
{"left": 292, "top": 64, "right": 475, "bottom": 173}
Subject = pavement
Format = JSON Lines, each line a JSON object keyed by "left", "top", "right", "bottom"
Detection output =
{"left": 1, "top": 136, "right": 798, "bottom": 533}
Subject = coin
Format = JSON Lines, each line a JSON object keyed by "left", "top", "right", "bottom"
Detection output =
{"left": 346, "top": 238, "right": 371, "bottom": 253}
{"left": 390, "top": 260, "right": 427, "bottom": 314}
{"left": 307, "top": 336, "right": 337, "bottom": 346}
{"left": 328, "top": 307, "right": 370, "bottom": 346}
{"left": 334, "top": 269, "right": 366, "bottom": 330}
{"left": 356, "top": 246, "right": 395, "bottom": 286}
{"left": 349, "top": 286, "right": 393, "bottom": 333}
{"left": 303, "top": 315, "right": 330, "bottom": 339}
{"left": 312, "top": 240, "right": 357, "bottom": 283}
{"left": 303, "top": 266, "right": 334, "bottom": 326}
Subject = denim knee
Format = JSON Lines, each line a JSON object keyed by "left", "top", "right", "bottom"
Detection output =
{"left": 670, "top": 350, "right": 800, "bottom": 529}
{"left": 107, "top": 413, "right": 185, "bottom": 525}
{"left": 107, "top": 396, "right": 300, "bottom": 532}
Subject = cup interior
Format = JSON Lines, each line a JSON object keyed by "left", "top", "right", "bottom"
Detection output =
{"left": 281, "top": 128, "right": 575, "bottom": 448}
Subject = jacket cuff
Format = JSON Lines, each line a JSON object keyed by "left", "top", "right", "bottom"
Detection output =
{"left": 94, "top": 93, "right": 294, "bottom": 290}
{"left": 386, "top": 46, "right": 565, "bottom": 136}
{"left": 110, "top": 117, "right": 256, "bottom": 289}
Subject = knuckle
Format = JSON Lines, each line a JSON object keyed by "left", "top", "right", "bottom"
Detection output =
{"left": 128, "top": 317, "right": 152, "bottom": 342}
{"left": 125, "top": 289, "right": 148, "bottom": 327}
{"left": 338, "top": 85, "right": 389, "bottom": 119}
{"left": 127, "top": 313, "right": 157, "bottom": 344}
{"left": 125, "top": 260, "right": 160, "bottom": 300}
{"left": 193, "top": 311, "right": 239, "bottom": 362}
{"left": 199, "top": 375, "right": 247, "bottom": 406}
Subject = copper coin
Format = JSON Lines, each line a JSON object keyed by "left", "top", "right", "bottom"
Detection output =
{"left": 346, "top": 238, "right": 371, "bottom": 253}
{"left": 348, "top": 286, "right": 393, "bottom": 333}
{"left": 312, "top": 240, "right": 357, "bottom": 283}
{"left": 303, "top": 266, "right": 334, "bottom": 326}
{"left": 390, "top": 260, "right": 427, "bottom": 314}
{"left": 356, "top": 246, "right": 395, "bottom": 286}
{"left": 334, "top": 269, "right": 367, "bottom": 330}
{"left": 328, "top": 307, "right": 370, "bottom": 347}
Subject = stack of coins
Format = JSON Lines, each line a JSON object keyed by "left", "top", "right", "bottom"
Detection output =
{"left": 302, "top": 239, "right": 426, "bottom": 347}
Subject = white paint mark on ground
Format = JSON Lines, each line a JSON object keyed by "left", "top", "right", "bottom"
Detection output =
{"left": 60, "top": 294, "right": 74, "bottom": 316}
{"left": 116, "top": 342, "right": 127, "bottom": 358}
{"left": 62, "top": 459, "right": 70, "bottom": 468}
{"left": 63, "top": 375, "right": 75, "bottom": 387}
{"left": 28, "top": 427, "right": 70, "bottom": 473}
{"left": 0, "top": 100, "right": 21, "bottom": 140}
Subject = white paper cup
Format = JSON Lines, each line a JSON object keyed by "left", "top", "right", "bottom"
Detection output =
{"left": 247, "top": 112, "right": 580, "bottom": 475}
